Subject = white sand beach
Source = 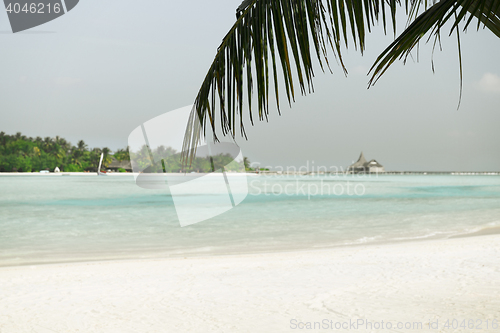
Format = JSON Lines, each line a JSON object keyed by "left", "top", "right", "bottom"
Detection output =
{"left": 1, "top": 235, "right": 499, "bottom": 333}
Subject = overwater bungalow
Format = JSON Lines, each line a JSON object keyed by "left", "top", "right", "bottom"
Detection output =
{"left": 348, "top": 152, "right": 385, "bottom": 173}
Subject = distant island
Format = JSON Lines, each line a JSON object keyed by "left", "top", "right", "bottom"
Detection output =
{"left": 0, "top": 132, "right": 260, "bottom": 173}
{"left": 0, "top": 132, "right": 130, "bottom": 173}
{"left": 4, "top": 132, "right": 494, "bottom": 175}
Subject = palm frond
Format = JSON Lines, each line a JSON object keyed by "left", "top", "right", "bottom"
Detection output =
{"left": 183, "top": 0, "right": 394, "bottom": 163}
{"left": 369, "top": 0, "right": 500, "bottom": 86}
{"left": 182, "top": 0, "right": 500, "bottom": 164}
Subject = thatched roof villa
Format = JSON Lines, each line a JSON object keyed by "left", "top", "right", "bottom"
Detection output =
{"left": 348, "top": 152, "right": 385, "bottom": 173}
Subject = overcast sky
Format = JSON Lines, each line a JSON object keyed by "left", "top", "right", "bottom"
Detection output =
{"left": 1, "top": 0, "right": 499, "bottom": 171}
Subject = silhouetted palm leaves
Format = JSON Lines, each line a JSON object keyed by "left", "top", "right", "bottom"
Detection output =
{"left": 183, "top": 0, "right": 499, "bottom": 161}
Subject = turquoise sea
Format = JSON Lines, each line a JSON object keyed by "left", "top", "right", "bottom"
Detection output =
{"left": 1, "top": 174, "right": 500, "bottom": 266}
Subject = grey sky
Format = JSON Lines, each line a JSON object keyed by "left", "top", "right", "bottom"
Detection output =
{"left": 0, "top": 0, "right": 499, "bottom": 171}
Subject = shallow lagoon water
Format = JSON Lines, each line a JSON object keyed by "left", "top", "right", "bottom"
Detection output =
{"left": 1, "top": 174, "right": 499, "bottom": 266}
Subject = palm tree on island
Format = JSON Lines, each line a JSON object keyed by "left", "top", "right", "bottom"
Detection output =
{"left": 183, "top": 0, "right": 499, "bottom": 158}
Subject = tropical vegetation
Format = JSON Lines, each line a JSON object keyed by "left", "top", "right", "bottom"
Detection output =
{"left": 130, "top": 144, "right": 245, "bottom": 173}
{"left": 0, "top": 132, "right": 119, "bottom": 172}
{"left": 0, "top": 131, "right": 249, "bottom": 173}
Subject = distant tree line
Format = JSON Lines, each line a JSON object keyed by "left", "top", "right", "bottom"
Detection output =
{"left": 130, "top": 145, "right": 245, "bottom": 173}
{"left": 0, "top": 132, "right": 250, "bottom": 173}
{"left": 0, "top": 132, "right": 130, "bottom": 172}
